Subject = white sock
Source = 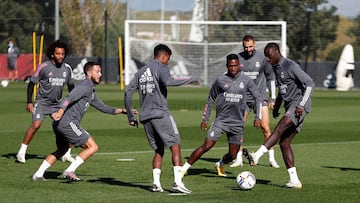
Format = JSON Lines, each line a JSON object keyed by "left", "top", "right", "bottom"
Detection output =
{"left": 63, "top": 148, "right": 72, "bottom": 157}
{"left": 268, "top": 149, "right": 275, "bottom": 162}
{"left": 182, "top": 162, "right": 191, "bottom": 173}
{"left": 288, "top": 167, "right": 300, "bottom": 183}
{"left": 235, "top": 151, "right": 243, "bottom": 162}
{"left": 173, "top": 166, "right": 182, "bottom": 185}
{"left": 34, "top": 160, "right": 51, "bottom": 177}
{"left": 64, "top": 156, "right": 84, "bottom": 172}
{"left": 153, "top": 168, "right": 161, "bottom": 186}
{"left": 18, "top": 143, "right": 28, "bottom": 154}
{"left": 255, "top": 145, "right": 268, "bottom": 159}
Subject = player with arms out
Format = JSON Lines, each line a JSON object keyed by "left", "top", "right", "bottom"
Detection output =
{"left": 181, "top": 54, "right": 262, "bottom": 178}
{"left": 16, "top": 40, "right": 75, "bottom": 164}
{"left": 230, "top": 35, "right": 279, "bottom": 168}
{"left": 124, "top": 44, "right": 197, "bottom": 194}
{"left": 249, "top": 43, "right": 314, "bottom": 189}
{"left": 31, "top": 62, "right": 136, "bottom": 181}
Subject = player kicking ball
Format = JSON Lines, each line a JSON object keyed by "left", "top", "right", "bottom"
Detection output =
{"left": 31, "top": 62, "right": 137, "bottom": 181}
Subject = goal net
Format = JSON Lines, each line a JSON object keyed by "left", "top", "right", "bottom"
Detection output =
{"left": 124, "top": 20, "right": 286, "bottom": 86}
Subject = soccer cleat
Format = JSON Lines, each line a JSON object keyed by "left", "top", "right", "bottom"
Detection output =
{"left": 230, "top": 157, "right": 243, "bottom": 167}
{"left": 62, "top": 171, "right": 80, "bottom": 182}
{"left": 16, "top": 153, "right": 26, "bottom": 164}
{"left": 286, "top": 181, "right": 302, "bottom": 189}
{"left": 214, "top": 161, "right": 227, "bottom": 177}
{"left": 151, "top": 184, "right": 164, "bottom": 192}
{"left": 248, "top": 152, "right": 258, "bottom": 167}
{"left": 269, "top": 160, "right": 280, "bottom": 168}
{"left": 61, "top": 155, "right": 75, "bottom": 163}
{"left": 172, "top": 183, "right": 192, "bottom": 194}
{"left": 31, "top": 175, "right": 47, "bottom": 181}
{"left": 243, "top": 148, "right": 255, "bottom": 166}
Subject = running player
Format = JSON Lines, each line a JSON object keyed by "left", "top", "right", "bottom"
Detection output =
{"left": 16, "top": 40, "right": 75, "bottom": 164}
{"left": 31, "top": 62, "right": 135, "bottom": 181}
{"left": 124, "top": 44, "right": 197, "bottom": 194}
{"left": 230, "top": 35, "right": 280, "bottom": 168}
{"left": 181, "top": 54, "right": 262, "bottom": 178}
{"left": 249, "top": 42, "right": 314, "bottom": 189}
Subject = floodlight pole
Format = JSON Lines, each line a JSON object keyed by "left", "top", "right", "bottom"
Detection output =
{"left": 203, "top": 0, "right": 209, "bottom": 86}
{"left": 55, "top": 0, "right": 59, "bottom": 40}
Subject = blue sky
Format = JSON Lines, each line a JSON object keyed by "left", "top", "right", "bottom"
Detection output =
{"left": 123, "top": 0, "right": 360, "bottom": 18}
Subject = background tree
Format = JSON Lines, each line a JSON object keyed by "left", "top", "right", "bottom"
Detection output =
{"left": 0, "top": 0, "right": 46, "bottom": 53}
{"left": 60, "top": 0, "right": 125, "bottom": 57}
{"left": 217, "top": 0, "right": 338, "bottom": 62}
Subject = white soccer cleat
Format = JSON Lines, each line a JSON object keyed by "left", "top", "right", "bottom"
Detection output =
{"left": 172, "top": 182, "right": 192, "bottom": 194}
{"left": 151, "top": 184, "right": 164, "bottom": 192}
{"left": 31, "top": 174, "right": 46, "bottom": 181}
{"left": 269, "top": 160, "right": 280, "bottom": 168}
{"left": 61, "top": 155, "right": 75, "bottom": 163}
{"left": 62, "top": 171, "right": 80, "bottom": 182}
{"left": 16, "top": 153, "right": 26, "bottom": 164}
{"left": 286, "top": 181, "right": 302, "bottom": 189}
{"left": 230, "top": 157, "right": 243, "bottom": 167}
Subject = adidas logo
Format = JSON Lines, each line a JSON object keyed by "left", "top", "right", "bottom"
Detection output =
{"left": 139, "top": 68, "right": 154, "bottom": 83}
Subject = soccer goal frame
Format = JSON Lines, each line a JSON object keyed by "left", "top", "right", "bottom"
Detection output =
{"left": 124, "top": 20, "right": 287, "bottom": 86}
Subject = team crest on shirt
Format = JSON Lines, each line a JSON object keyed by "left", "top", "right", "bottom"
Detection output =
{"left": 224, "top": 83, "right": 229, "bottom": 88}
{"left": 63, "top": 72, "right": 67, "bottom": 77}
{"left": 239, "top": 82, "right": 244, "bottom": 89}
{"left": 48, "top": 72, "right": 53, "bottom": 76}
{"left": 281, "top": 72, "right": 285, "bottom": 79}
{"left": 255, "top": 62, "right": 261, "bottom": 68}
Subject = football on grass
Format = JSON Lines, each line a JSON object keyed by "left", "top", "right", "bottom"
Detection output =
{"left": 1, "top": 80, "right": 9, "bottom": 88}
{"left": 236, "top": 171, "right": 256, "bottom": 190}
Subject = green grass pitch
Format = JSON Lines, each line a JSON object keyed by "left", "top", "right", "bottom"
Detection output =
{"left": 0, "top": 83, "right": 359, "bottom": 202}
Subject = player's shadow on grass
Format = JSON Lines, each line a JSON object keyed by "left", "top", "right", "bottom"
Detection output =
{"left": 321, "top": 166, "right": 360, "bottom": 171}
{"left": 185, "top": 157, "right": 219, "bottom": 163}
{"left": 2, "top": 153, "right": 45, "bottom": 163}
{"left": 87, "top": 177, "right": 159, "bottom": 192}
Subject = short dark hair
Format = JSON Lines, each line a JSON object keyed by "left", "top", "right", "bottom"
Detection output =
{"left": 153, "top": 44, "right": 172, "bottom": 57}
{"left": 46, "top": 40, "right": 68, "bottom": 59}
{"left": 84, "top": 61, "right": 101, "bottom": 75}
{"left": 226, "top": 53, "right": 239, "bottom": 61}
{"left": 264, "top": 42, "right": 280, "bottom": 52}
{"left": 243, "top": 35, "right": 254, "bottom": 42}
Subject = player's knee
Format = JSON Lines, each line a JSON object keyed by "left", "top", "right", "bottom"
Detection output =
{"left": 31, "top": 121, "right": 43, "bottom": 129}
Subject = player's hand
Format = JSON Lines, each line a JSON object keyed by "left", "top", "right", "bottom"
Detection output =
{"left": 129, "top": 120, "right": 138, "bottom": 128}
{"left": 268, "top": 101, "right": 275, "bottom": 110}
{"left": 51, "top": 109, "right": 64, "bottom": 121}
{"left": 131, "top": 109, "right": 138, "bottom": 114}
{"left": 26, "top": 103, "right": 34, "bottom": 113}
{"left": 200, "top": 121, "right": 208, "bottom": 131}
{"left": 254, "top": 119, "right": 261, "bottom": 129}
{"left": 295, "top": 107, "right": 304, "bottom": 117}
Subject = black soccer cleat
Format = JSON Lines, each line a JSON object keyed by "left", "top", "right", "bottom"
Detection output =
{"left": 243, "top": 148, "right": 255, "bottom": 166}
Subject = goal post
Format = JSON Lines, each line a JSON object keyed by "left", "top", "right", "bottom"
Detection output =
{"left": 124, "top": 20, "right": 286, "bottom": 86}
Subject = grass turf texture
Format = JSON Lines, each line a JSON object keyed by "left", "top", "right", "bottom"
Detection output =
{"left": 0, "top": 83, "right": 359, "bottom": 202}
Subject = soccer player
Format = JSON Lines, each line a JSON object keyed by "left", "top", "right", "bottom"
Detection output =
{"left": 124, "top": 44, "right": 197, "bottom": 194}
{"left": 230, "top": 35, "right": 279, "bottom": 168}
{"left": 16, "top": 40, "right": 75, "bottom": 164}
{"left": 181, "top": 54, "right": 262, "bottom": 178}
{"left": 249, "top": 42, "right": 314, "bottom": 189}
{"left": 31, "top": 62, "right": 135, "bottom": 181}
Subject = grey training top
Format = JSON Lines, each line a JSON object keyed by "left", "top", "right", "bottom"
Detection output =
{"left": 31, "top": 61, "right": 74, "bottom": 105}
{"left": 58, "top": 78, "right": 116, "bottom": 125}
{"left": 273, "top": 57, "right": 314, "bottom": 112}
{"left": 125, "top": 60, "right": 196, "bottom": 122}
{"left": 238, "top": 50, "right": 276, "bottom": 103}
{"left": 202, "top": 72, "right": 262, "bottom": 127}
